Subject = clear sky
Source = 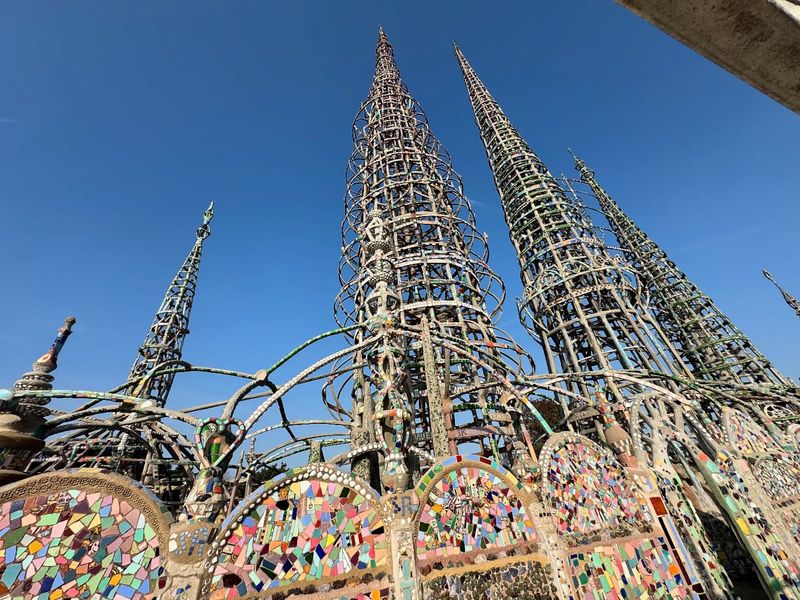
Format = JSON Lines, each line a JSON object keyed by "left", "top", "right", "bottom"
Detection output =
{"left": 1, "top": 1, "right": 798, "bottom": 421}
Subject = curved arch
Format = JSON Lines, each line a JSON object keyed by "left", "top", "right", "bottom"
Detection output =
{"left": 414, "top": 455, "right": 538, "bottom": 563}
{"left": 0, "top": 469, "right": 172, "bottom": 599}
{"left": 539, "top": 432, "right": 647, "bottom": 541}
{"left": 203, "top": 464, "right": 388, "bottom": 597}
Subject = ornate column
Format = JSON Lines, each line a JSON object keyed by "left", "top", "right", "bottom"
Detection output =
{"left": 0, "top": 317, "right": 75, "bottom": 484}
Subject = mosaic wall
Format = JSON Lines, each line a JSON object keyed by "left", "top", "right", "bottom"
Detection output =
{"left": 415, "top": 456, "right": 538, "bottom": 562}
{"left": 541, "top": 434, "right": 648, "bottom": 542}
{"left": 568, "top": 537, "right": 694, "bottom": 599}
{"left": 205, "top": 467, "right": 387, "bottom": 598}
{"left": 725, "top": 409, "right": 779, "bottom": 456}
{"left": 422, "top": 559, "right": 556, "bottom": 600}
{"left": 752, "top": 457, "right": 800, "bottom": 503}
{"left": 695, "top": 450, "right": 800, "bottom": 595}
{"left": 656, "top": 471, "right": 734, "bottom": 595}
{"left": 345, "top": 590, "right": 390, "bottom": 600}
{"left": 696, "top": 509, "right": 755, "bottom": 580}
{"left": 0, "top": 486, "right": 163, "bottom": 599}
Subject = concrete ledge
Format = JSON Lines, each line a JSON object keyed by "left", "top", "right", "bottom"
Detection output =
{"left": 617, "top": 0, "right": 800, "bottom": 113}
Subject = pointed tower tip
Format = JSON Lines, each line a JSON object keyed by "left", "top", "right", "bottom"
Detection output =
{"left": 568, "top": 148, "right": 588, "bottom": 171}
{"left": 763, "top": 269, "right": 774, "bottom": 280}
{"left": 568, "top": 148, "right": 593, "bottom": 180}
{"left": 203, "top": 200, "right": 214, "bottom": 225}
{"left": 197, "top": 200, "right": 214, "bottom": 239}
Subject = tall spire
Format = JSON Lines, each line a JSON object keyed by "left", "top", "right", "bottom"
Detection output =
{"left": 572, "top": 153, "right": 789, "bottom": 388}
{"left": 337, "top": 30, "right": 534, "bottom": 476}
{"left": 455, "top": 44, "right": 690, "bottom": 409}
{"left": 128, "top": 201, "right": 214, "bottom": 406}
{"left": 764, "top": 269, "right": 800, "bottom": 320}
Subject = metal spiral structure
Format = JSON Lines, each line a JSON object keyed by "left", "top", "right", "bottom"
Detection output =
{"left": 455, "top": 45, "right": 690, "bottom": 414}
{"left": 572, "top": 156, "right": 790, "bottom": 389}
{"left": 336, "top": 30, "right": 537, "bottom": 475}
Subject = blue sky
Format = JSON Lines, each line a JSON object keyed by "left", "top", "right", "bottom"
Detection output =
{"left": 1, "top": 1, "right": 798, "bottom": 422}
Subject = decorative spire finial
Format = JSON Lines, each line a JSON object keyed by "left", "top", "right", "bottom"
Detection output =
{"left": 197, "top": 200, "right": 214, "bottom": 240}
{"left": 33, "top": 316, "right": 76, "bottom": 374}
{"left": 569, "top": 148, "right": 593, "bottom": 178}
{"left": 14, "top": 316, "right": 76, "bottom": 396}
{"left": 764, "top": 269, "right": 800, "bottom": 318}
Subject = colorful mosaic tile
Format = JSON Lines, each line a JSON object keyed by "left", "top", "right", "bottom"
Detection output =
{"left": 416, "top": 455, "right": 522, "bottom": 495}
{"left": 172, "top": 583, "right": 193, "bottom": 600}
{"left": 697, "top": 451, "right": 800, "bottom": 596}
{"left": 726, "top": 410, "right": 778, "bottom": 456}
{"left": 657, "top": 472, "right": 732, "bottom": 596}
{"left": 543, "top": 437, "right": 647, "bottom": 538}
{"left": 753, "top": 457, "right": 800, "bottom": 502}
{"left": 416, "top": 464, "right": 537, "bottom": 560}
{"left": 569, "top": 537, "right": 691, "bottom": 599}
{"left": 208, "top": 477, "right": 387, "bottom": 598}
{"left": 340, "top": 589, "right": 389, "bottom": 600}
{"left": 0, "top": 489, "right": 160, "bottom": 599}
{"left": 168, "top": 523, "right": 211, "bottom": 561}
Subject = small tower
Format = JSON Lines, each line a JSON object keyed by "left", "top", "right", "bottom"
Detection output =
{"left": 764, "top": 270, "right": 800, "bottom": 320}
{"left": 115, "top": 201, "right": 215, "bottom": 488}
{"left": 41, "top": 203, "right": 214, "bottom": 497}
{"left": 128, "top": 201, "right": 214, "bottom": 405}
{"left": 0, "top": 317, "right": 76, "bottom": 483}
{"left": 572, "top": 153, "right": 789, "bottom": 388}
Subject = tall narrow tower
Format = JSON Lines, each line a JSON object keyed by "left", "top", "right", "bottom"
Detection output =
{"left": 128, "top": 201, "right": 214, "bottom": 405}
{"left": 337, "top": 30, "right": 535, "bottom": 475}
{"left": 572, "top": 156, "right": 789, "bottom": 389}
{"left": 37, "top": 203, "right": 213, "bottom": 495}
{"left": 454, "top": 45, "right": 690, "bottom": 410}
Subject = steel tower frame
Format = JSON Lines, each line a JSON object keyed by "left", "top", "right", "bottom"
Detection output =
{"left": 336, "top": 30, "right": 537, "bottom": 480}
{"left": 455, "top": 44, "right": 690, "bottom": 415}
{"left": 128, "top": 200, "right": 214, "bottom": 405}
{"left": 572, "top": 156, "right": 790, "bottom": 389}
